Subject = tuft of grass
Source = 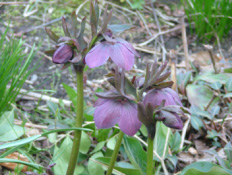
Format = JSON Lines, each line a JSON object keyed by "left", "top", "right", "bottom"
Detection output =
{"left": 0, "top": 27, "right": 35, "bottom": 115}
{"left": 181, "top": 0, "right": 232, "bottom": 42}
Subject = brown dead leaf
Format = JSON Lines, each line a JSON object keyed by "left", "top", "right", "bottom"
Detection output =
{"left": 178, "top": 152, "right": 195, "bottom": 164}
{"left": 26, "top": 128, "right": 40, "bottom": 136}
{"left": 179, "top": 51, "right": 222, "bottom": 72}
{"left": 188, "top": 147, "right": 198, "bottom": 155}
{"left": 194, "top": 140, "right": 209, "bottom": 155}
{"left": 0, "top": 152, "right": 29, "bottom": 172}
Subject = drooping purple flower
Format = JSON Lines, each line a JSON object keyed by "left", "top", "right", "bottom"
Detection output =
{"left": 159, "top": 111, "right": 183, "bottom": 129}
{"left": 144, "top": 88, "right": 182, "bottom": 107}
{"left": 94, "top": 98, "right": 141, "bottom": 136}
{"left": 52, "top": 44, "right": 73, "bottom": 64}
{"left": 143, "top": 88, "right": 183, "bottom": 129}
{"left": 85, "top": 38, "right": 140, "bottom": 71}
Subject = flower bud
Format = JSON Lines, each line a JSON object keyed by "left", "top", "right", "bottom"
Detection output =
{"left": 52, "top": 44, "right": 73, "bottom": 64}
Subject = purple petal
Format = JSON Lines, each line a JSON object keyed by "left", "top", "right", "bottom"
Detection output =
{"left": 144, "top": 88, "right": 182, "bottom": 107}
{"left": 161, "top": 111, "right": 183, "bottom": 130}
{"left": 116, "top": 38, "right": 140, "bottom": 57}
{"left": 52, "top": 44, "right": 73, "bottom": 64}
{"left": 85, "top": 42, "right": 112, "bottom": 68}
{"left": 163, "top": 88, "right": 182, "bottom": 106}
{"left": 110, "top": 43, "right": 135, "bottom": 70}
{"left": 94, "top": 99, "right": 120, "bottom": 129}
{"left": 118, "top": 102, "right": 141, "bottom": 136}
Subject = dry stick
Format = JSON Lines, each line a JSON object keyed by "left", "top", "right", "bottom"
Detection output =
{"left": 161, "top": 129, "right": 170, "bottom": 175}
{"left": 150, "top": 0, "right": 166, "bottom": 62}
{"left": 204, "top": 94, "right": 217, "bottom": 111}
{"left": 180, "top": 114, "right": 191, "bottom": 150}
{"left": 181, "top": 16, "right": 190, "bottom": 70}
{"left": 136, "top": 10, "right": 152, "bottom": 36}
{"left": 203, "top": 17, "right": 225, "bottom": 62}
{"left": 14, "top": 119, "right": 48, "bottom": 129}
{"left": 139, "top": 25, "right": 182, "bottom": 46}
{"left": 204, "top": 45, "right": 218, "bottom": 74}
{"left": 0, "top": 2, "right": 29, "bottom": 5}
{"left": 18, "top": 88, "right": 72, "bottom": 107}
{"left": 170, "top": 61, "right": 177, "bottom": 91}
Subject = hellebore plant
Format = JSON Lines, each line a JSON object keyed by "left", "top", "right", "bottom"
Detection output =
{"left": 45, "top": 1, "right": 140, "bottom": 175}
{"left": 45, "top": 1, "right": 189, "bottom": 175}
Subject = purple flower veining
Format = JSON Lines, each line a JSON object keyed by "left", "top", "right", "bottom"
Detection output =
{"left": 52, "top": 44, "right": 73, "bottom": 64}
{"left": 144, "top": 88, "right": 183, "bottom": 129}
{"left": 94, "top": 98, "right": 141, "bottom": 136}
{"left": 85, "top": 38, "right": 140, "bottom": 71}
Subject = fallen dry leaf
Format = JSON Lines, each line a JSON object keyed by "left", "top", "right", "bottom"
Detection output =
{"left": 179, "top": 51, "right": 222, "bottom": 72}
{"left": 0, "top": 152, "right": 29, "bottom": 172}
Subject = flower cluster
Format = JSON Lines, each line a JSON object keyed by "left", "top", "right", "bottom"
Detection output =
{"left": 45, "top": 1, "right": 188, "bottom": 138}
{"left": 93, "top": 61, "right": 188, "bottom": 137}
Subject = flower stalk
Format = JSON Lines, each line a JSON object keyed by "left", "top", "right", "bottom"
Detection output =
{"left": 106, "top": 130, "right": 124, "bottom": 175}
{"left": 146, "top": 136, "right": 154, "bottom": 175}
{"left": 66, "top": 66, "right": 84, "bottom": 175}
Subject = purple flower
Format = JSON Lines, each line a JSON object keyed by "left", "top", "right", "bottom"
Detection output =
{"left": 52, "top": 44, "right": 73, "bottom": 64}
{"left": 144, "top": 88, "right": 182, "bottom": 107}
{"left": 143, "top": 88, "right": 183, "bottom": 129}
{"left": 85, "top": 38, "right": 140, "bottom": 70}
{"left": 94, "top": 98, "right": 141, "bottom": 136}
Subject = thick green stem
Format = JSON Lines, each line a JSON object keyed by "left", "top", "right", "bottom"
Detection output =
{"left": 106, "top": 131, "right": 124, "bottom": 175}
{"left": 146, "top": 137, "right": 154, "bottom": 175}
{"left": 66, "top": 67, "right": 84, "bottom": 175}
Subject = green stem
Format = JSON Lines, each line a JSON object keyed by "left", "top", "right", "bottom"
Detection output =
{"left": 146, "top": 137, "right": 154, "bottom": 175}
{"left": 106, "top": 131, "right": 124, "bottom": 175}
{"left": 66, "top": 67, "right": 84, "bottom": 175}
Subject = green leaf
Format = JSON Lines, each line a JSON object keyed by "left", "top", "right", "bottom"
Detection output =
{"left": 96, "top": 157, "right": 142, "bottom": 175}
{"left": 79, "top": 131, "right": 91, "bottom": 154}
{"left": 169, "top": 131, "right": 181, "bottom": 152}
{"left": 223, "top": 93, "right": 232, "bottom": 98}
{"left": 88, "top": 152, "right": 105, "bottom": 175}
{"left": 0, "top": 127, "right": 92, "bottom": 150}
{"left": 226, "top": 77, "right": 232, "bottom": 91}
{"left": 154, "top": 122, "right": 171, "bottom": 157}
{"left": 225, "top": 142, "right": 232, "bottom": 163}
{"left": 108, "top": 24, "right": 134, "bottom": 34}
{"left": 0, "top": 125, "right": 24, "bottom": 142}
{"left": 195, "top": 72, "right": 230, "bottom": 84}
{"left": 107, "top": 136, "right": 116, "bottom": 150}
{"left": 0, "top": 135, "right": 41, "bottom": 150}
{"left": 90, "top": 141, "right": 105, "bottom": 154}
{"left": 53, "top": 136, "right": 83, "bottom": 175}
{"left": 62, "top": 83, "right": 77, "bottom": 107}
{"left": 0, "top": 158, "right": 43, "bottom": 171}
{"left": 210, "top": 82, "right": 222, "bottom": 90}
{"left": 181, "top": 161, "right": 232, "bottom": 175}
{"left": 191, "top": 115, "right": 204, "bottom": 130}
{"left": 0, "top": 110, "right": 15, "bottom": 135}
{"left": 186, "top": 84, "right": 219, "bottom": 110}
{"left": 123, "top": 135, "right": 147, "bottom": 174}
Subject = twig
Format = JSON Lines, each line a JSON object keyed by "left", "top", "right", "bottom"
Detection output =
{"left": 180, "top": 114, "right": 191, "bottom": 149}
{"left": 181, "top": 17, "right": 189, "bottom": 70}
{"left": 14, "top": 119, "right": 48, "bottom": 129}
{"left": 18, "top": 17, "right": 63, "bottom": 34}
{"left": 204, "top": 94, "right": 216, "bottom": 111}
{"left": 18, "top": 88, "right": 72, "bottom": 107}
{"left": 136, "top": 10, "right": 152, "bottom": 36}
{"left": 0, "top": 2, "right": 29, "bottom": 5}
{"left": 161, "top": 128, "right": 170, "bottom": 175}
{"left": 204, "top": 45, "right": 218, "bottom": 74}
{"left": 104, "top": 1, "right": 136, "bottom": 15}
{"left": 133, "top": 135, "right": 161, "bottom": 160}
{"left": 139, "top": 25, "right": 183, "bottom": 46}
{"left": 150, "top": 0, "right": 166, "bottom": 62}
